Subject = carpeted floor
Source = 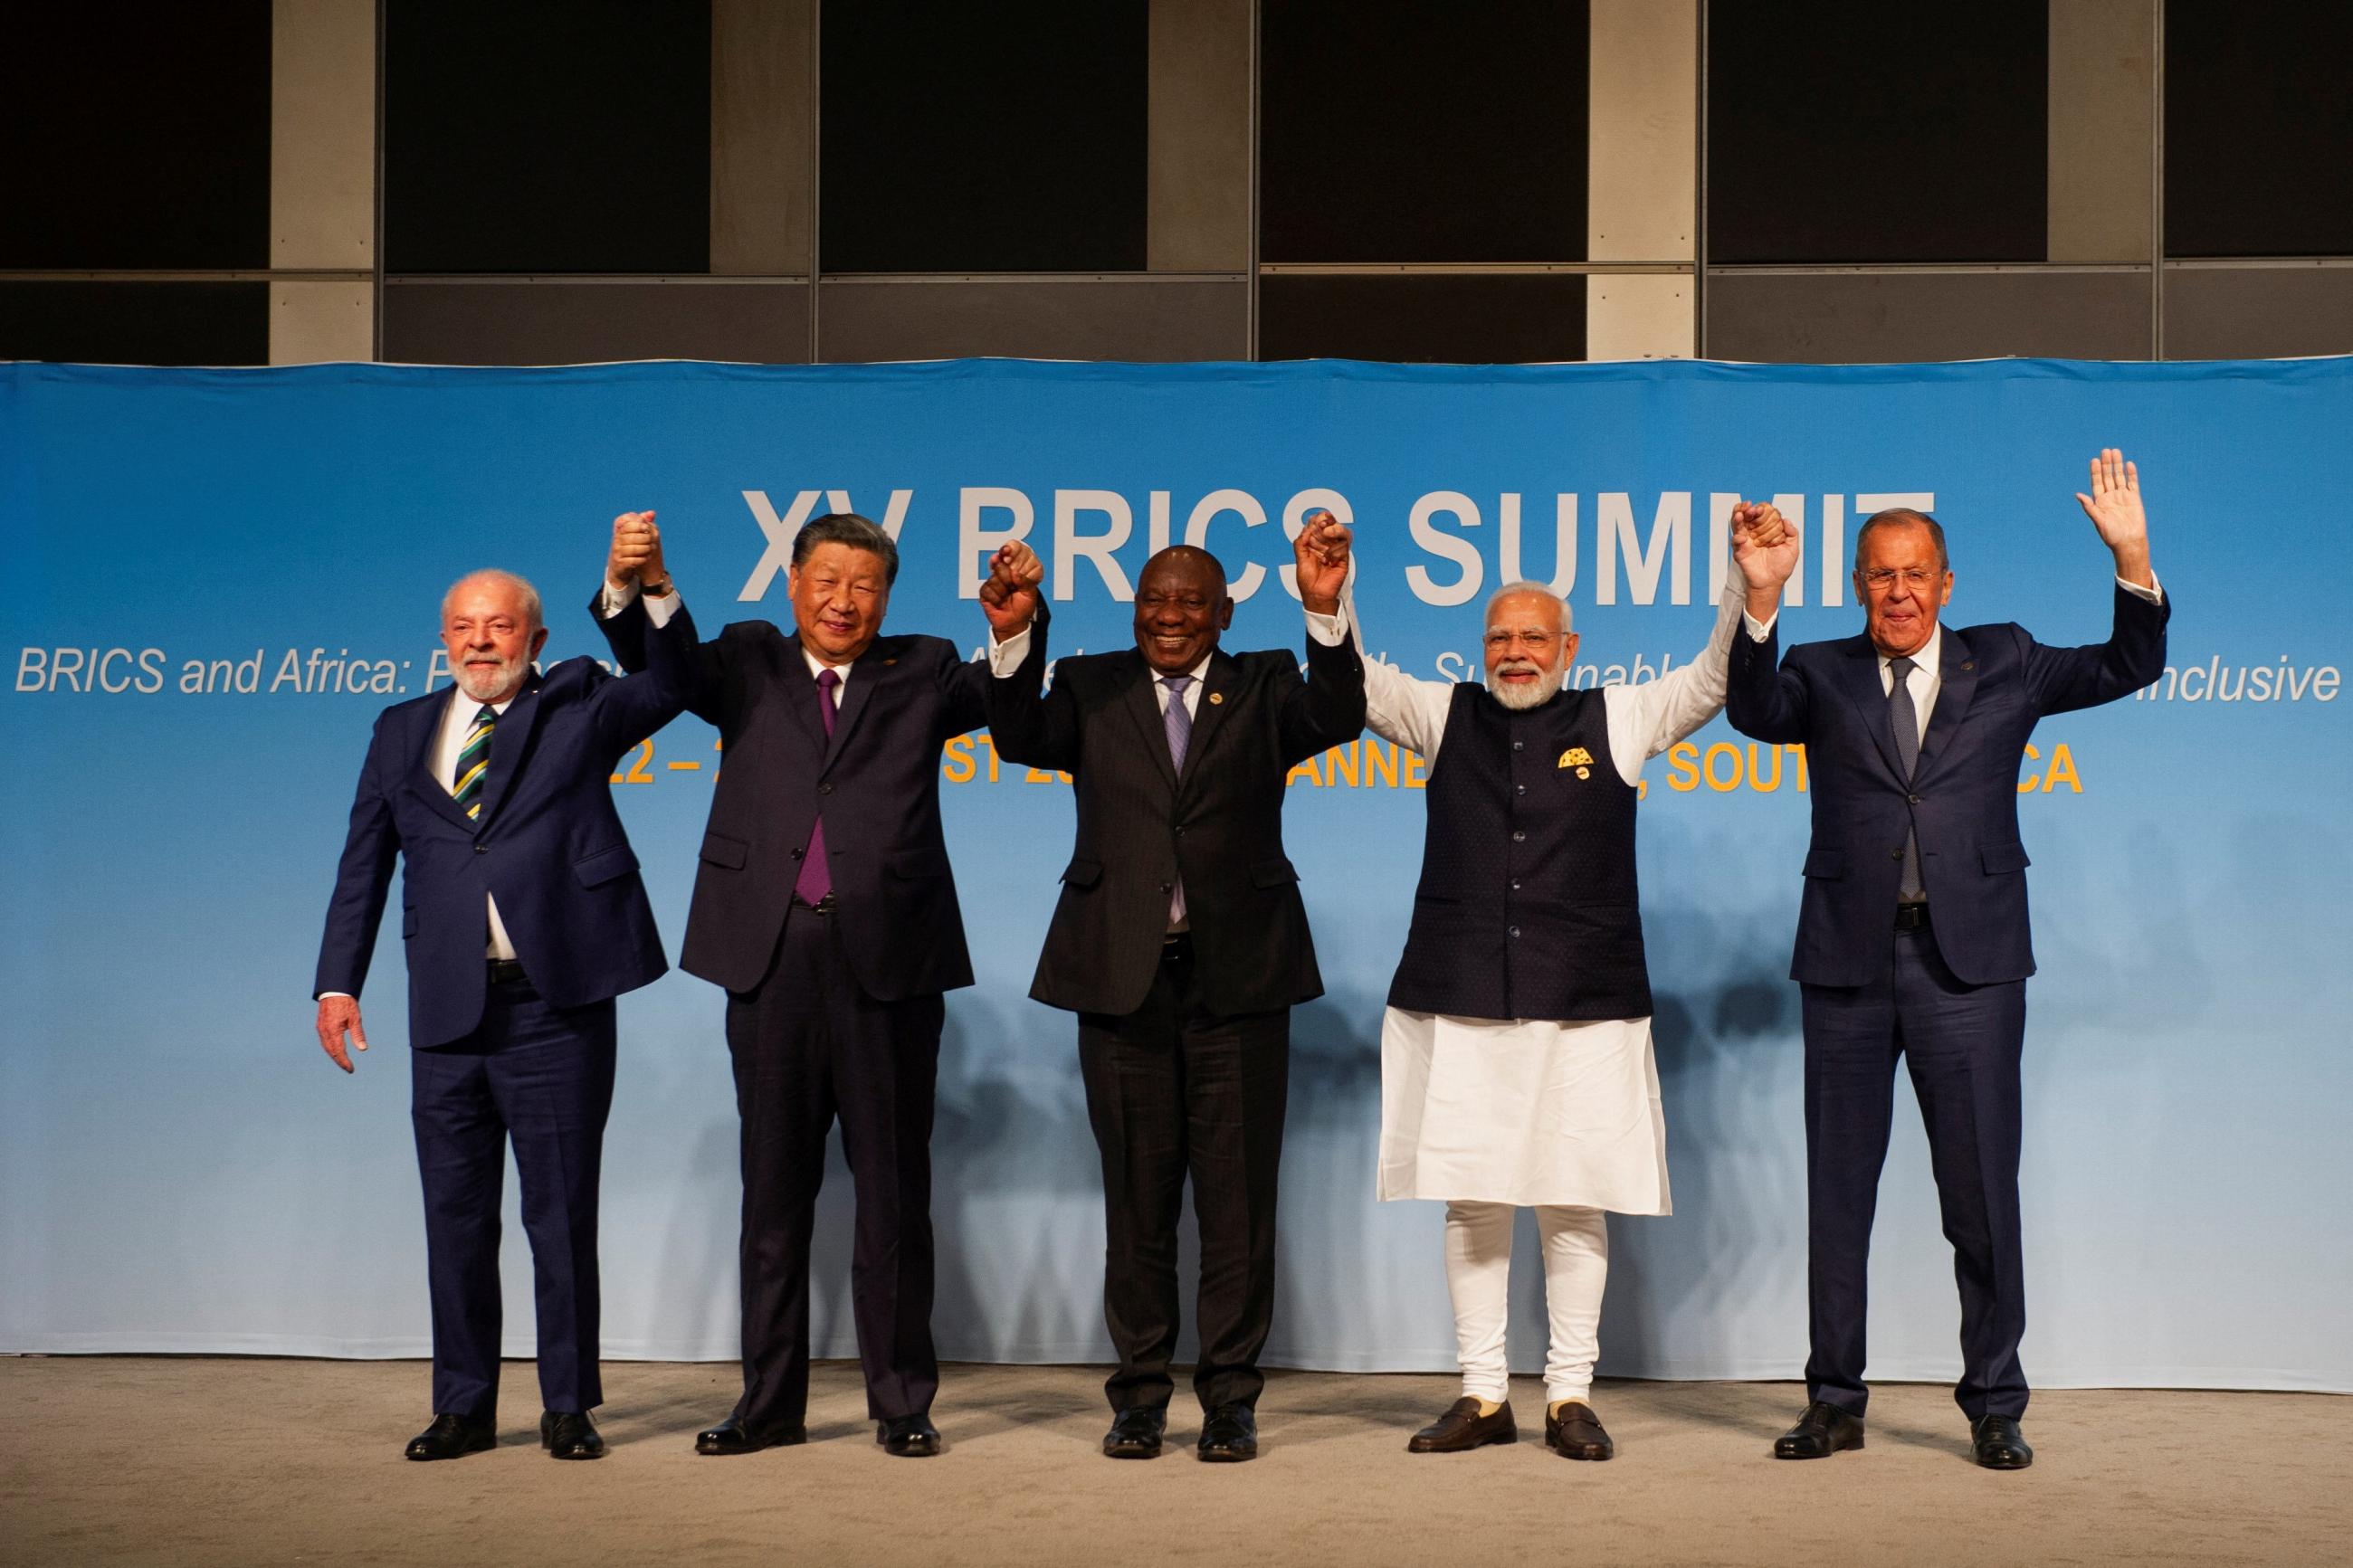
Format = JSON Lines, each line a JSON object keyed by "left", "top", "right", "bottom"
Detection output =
{"left": 3, "top": 1358, "right": 2346, "bottom": 1567}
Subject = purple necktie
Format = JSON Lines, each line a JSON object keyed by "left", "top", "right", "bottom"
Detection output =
{"left": 1162, "top": 675, "right": 1192, "bottom": 926}
{"left": 794, "top": 668, "right": 840, "bottom": 905}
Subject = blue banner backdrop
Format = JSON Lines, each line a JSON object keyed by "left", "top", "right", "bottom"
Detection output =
{"left": 3, "top": 357, "right": 2345, "bottom": 1392}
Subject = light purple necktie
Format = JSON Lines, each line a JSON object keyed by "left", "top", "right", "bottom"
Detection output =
{"left": 794, "top": 668, "right": 840, "bottom": 905}
{"left": 1162, "top": 674, "right": 1192, "bottom": 926}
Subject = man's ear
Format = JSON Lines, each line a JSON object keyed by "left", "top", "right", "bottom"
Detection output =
{"left": 529, "top": 625, "right": 551, "bottom": 660}
{"left": 1560, "top": 632, "right": 1581, "bottom": 669}
{"left": 1216, "top": 598, "right": 1235, "bottom": 632}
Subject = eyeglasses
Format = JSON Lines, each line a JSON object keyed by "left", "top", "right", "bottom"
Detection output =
{"left": 1857, "top": 567, "right": 1941, "bottom": 594}
{"left": 1483, "top": 630, "right": 1563, "bottom": 651}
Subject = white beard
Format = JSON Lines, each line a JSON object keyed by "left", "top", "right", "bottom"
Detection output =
{"left": 454, "top": 652, "right": 527, "bottom": 703}
{"left": 1489, "top": 661, "right": 1566, "bottom": 711}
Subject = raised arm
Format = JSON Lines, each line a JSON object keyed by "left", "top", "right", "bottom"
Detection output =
{"left": 592, "top": 508, "right": 729, "bottom": 727}
{"left": 2031, "top": 450, "right": 2171, "bottom": 713}
{"left": 1275, "top": 511, "right": 1367, "bottom": 764}
{"left": 1724, "top": 499, "right": 1813, "bottom": 744}
{"left": 980, "top": 542, "right": 1082, "bottom": 770}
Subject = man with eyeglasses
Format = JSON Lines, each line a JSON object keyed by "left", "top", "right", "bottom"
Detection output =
{"left": 1348, "top": 503, "right": 1786, "bottom": 1463}
{"left": 977, "top": 528, "right": 1365, "bottom": 1463}
{"left": 1727, "top": 451, "right": 2167, "bottom": 1470}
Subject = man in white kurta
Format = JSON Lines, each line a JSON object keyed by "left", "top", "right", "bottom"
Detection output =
{"left": 1340, "top": 504, "right": 1786, "bottom": 1459}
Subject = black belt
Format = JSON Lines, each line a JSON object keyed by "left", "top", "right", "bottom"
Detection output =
{"left": 486, "top": 957, "right": 529, "bottom": 984}
{"left": 793, "top": 892, "right": 837, "bottom": 915}
{"left": 1893, "top": 903, "right": 1931, "bottom": 932}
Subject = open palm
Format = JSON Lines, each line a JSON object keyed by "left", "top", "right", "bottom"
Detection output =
{"left": 2074, "top": 449, "right": 2147, "bottom": 548}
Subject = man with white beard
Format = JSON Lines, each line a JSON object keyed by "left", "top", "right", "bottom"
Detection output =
{"left": 1334, "top": 503, "right": 1788, "bottom": 1459}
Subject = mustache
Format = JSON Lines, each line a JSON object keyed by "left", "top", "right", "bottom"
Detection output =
{"left": 1496, "top": 659, "right": 1546, "bottom": 677}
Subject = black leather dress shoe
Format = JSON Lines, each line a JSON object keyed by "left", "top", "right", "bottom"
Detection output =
{"left": 1103, "top": 1407, "right": 1167, "bottom": 1459}
{"left": 877, "top": 1413, "right": 941, "bottom": 1458}
{"left": 1774, "top": 1401, "right": 1866, "bottom": 1459}
{"left": 695, "top": 1416, "right": 806, "bottom": 1455}
{"left": 1196, "top": 1404, "right": 1258, "bottom": 1462}
{"left": 405, "top": 1412, "right": 495, "bottom": 1461}
{"left": 540, "top": 1410, "right": 605, "bottom": 1459}
{"left": 1970, "top": 1414, "right": 2034, "bottom": 1469}
{"left": 1408, "top": 1396, "right": 1518, "bottom": 1454}
{"left": 1544, "top": 1402, "right": 1614, "bottom": 1461}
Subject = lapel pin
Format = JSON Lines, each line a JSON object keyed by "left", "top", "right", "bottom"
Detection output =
{"left": 883, "top": 658, "right": 898, "bottom": 666}
{"left": 1961, "top": 661, "right": 1975, "bottom": 671}
{"left": 1208, "top": 692, "right": 1224, "bottom": 706}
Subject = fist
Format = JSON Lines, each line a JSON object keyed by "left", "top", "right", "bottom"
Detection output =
{"left": 1293, "top": 508, "right": 1353, "bottom": 608}
{"left": 607, "top": 510, "right": 665, "bottom": 587}
{"left": 1730, "top": 500, "right": 1799, "bottom": 592}
{"left": 979, "top": 541, "right": 1044, "bottom": 636}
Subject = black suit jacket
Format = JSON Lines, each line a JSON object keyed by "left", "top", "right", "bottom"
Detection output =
{"left": 315, "top": 604, "right": 694, "bottom": 1046}
{"left": 986, "top": 607, "right": 1367, "bottom": 1018}
{"left": 1725, "top": 583, "right": 2169, "bottom": 987}
{"left": 598, "top": 595, "right": 989, "bottom": 999}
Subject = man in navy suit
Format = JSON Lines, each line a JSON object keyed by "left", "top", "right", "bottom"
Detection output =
{"left": 1727, "top": 451, "right": 2167, "bottom": 1470}
{"left": 595, "top": 510, "right": 1012, "bottom": 1459}
{"left": 313, "top": 527, "right": 693, "bottom": 1462}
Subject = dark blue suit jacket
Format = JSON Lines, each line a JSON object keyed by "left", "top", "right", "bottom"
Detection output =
{"left": 313, "top": 605, "right": 695, "bottom": 1047}
{"left": 1726, "top": 584, "right": 2168, "bottom": 987}
{"left": 597, "top": 600, "right": 989, "bottom": 1000}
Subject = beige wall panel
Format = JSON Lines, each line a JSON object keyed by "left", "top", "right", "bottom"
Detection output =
{"left": 712, "top": 0, "right": 815, "bottom": 274}
{"left": 271, "top": 0, "right": 376, "bottom": 271}
{"left": 2048, "top": 0, "right": 2154, "bottom": 262}
{"left": 1586, "top": 273, "right": 1692, "bottom": 360}
{"left": 1588, "top": 0, "right": 1695, "bottom": 262}
{"left": 269, "top": 280, "right": 372, "bottom": 365}
{"left": 1148, "top": 0, "right": 1253, "bottom": 273}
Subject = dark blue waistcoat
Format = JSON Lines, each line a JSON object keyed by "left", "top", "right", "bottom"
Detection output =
{"left": 1386, "top": 683, "right": 1653, "bottom": 1022}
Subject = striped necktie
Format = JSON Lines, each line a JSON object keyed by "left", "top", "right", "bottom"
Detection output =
{"left": 452, "top": 704, "right": 496, "bottom": 821}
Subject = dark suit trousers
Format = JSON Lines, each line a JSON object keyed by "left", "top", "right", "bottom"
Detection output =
{"left": 726, "top": 903, "right": 943, "bottom": 1427}
{"left": 1800, "top": 923, "right": 2029, "bottom": 1422}
{"left": 409, "top": 977, "right": 616, "bottom": 1419}
{"left": 1078, "top": 936, "right": 1291, "bottom": 1416}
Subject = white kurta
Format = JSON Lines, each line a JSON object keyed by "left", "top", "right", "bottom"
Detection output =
{"left": 1362, "top": 584, "right": 1747, "bottom": 1214}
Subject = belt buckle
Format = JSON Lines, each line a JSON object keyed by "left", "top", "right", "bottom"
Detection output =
{"left": 1893, "top": 903, "right": 1929, "bottom": 932}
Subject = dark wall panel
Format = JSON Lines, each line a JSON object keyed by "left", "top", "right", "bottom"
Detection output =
{"left": 0, "top": 283, "right": 269, "bottom": 366}
{"left": 1259, "top": 275, "right": 1585, "bottom": 363}
{"left": 1261, "top": 1, "right": 1587, "bottom": 263}
{"left": 1708, "top": 1, "right": 2047, "bottom": 263}
{"left": 817, "top": 279, "right": 1244, "bottom": 362}
{"left": 382, "top": 283, "right": 809, "bottom": 365}
{"left": 2165, "top": 268, "right": 2353, "bottom": 359}
{"left": 0, "top": 5, "right": 271, "bottom": 268}
{"left": 820, "top": 2, "right": 1148, "bottom": 272}
{"left": 1708, "top": 272, "right": 2149, "bottom": 362}
{"left": 385, "top": 1, "right": 711, "bottom": 273}
{"left": 2166, "top": 3, "right": 2353, "bottom": 257}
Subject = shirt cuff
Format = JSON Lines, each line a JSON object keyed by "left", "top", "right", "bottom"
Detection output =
{"left": 2118, "top": 571, "right": 2163, "bottom": 604}
{"left": 1742, "top": 610, "right": 1778, "bottom": 641}
{"left": 319, "top": 992, "right": 354, "bottom": 1001}
{"left": 597, "top": 580, "right": 636, "bottom": 618}
{"left": 987, "top": 622, "right": 1034, "bottom": 676}
{"left": 642, "top": 588, "right": 679, "bottom": 629}
{"left": 1304, "top": 607, "right": 1348, "bottom": 646}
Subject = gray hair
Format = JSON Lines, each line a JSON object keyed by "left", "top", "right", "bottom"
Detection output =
{"left": 1484, "top": 579, "right": 1573, "bottom": 635}
{"left": 442, "top": 568, "right": 544, "bottom": 632}
{"left": 1853, "top": 508, "right": 1949, "bottom": 574}
{"left": 795, "top": 512, "right": 900, "bottom": 585}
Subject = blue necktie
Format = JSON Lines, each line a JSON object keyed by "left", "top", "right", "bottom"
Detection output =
{"left": 1889, "top": 656, "right": 1923, "bottom": 902}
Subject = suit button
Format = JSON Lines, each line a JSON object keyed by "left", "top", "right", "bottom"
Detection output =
{"left": 817, "top": 782, "right": 834, "bottom": 795}
{"left": 1159, "top": 880, "right": 1173, "bottom": 893}
{"left": 1176, "top": 826, "right": 1186, "bottom": 838}
{"left": 1509, "top": 926, "right": 1521, "bottom": 938}
{"left": 473, "top": 843, "right": 487, "bottom": 855}
{"left": 1516, "top": 784, "right": 1527, "bottom": 795}
{"left": 1891, "top": 848, "right": 1905, "bottom": 860}
{"left": 1512, "top": 740, "right": 1523, "bottom": 751}
{"left": 791, "top": 847, "right": 804, "bottom": 860}
{"left": 1908, "top": 793, "right": 1922, "bottom": 804}
{"left": 1512, "top": 831, "right": 1526, "bottom": 842}
{"left": 1511, "top": 880, "right": 1521, "bottom": 891}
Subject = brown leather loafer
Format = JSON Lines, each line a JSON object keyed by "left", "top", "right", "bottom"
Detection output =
{"left": 1407, "top": 1396, "right": 1518, "bottom": 1453}
{"left": 1774, "top": 1401, "right": 1865, "bottom": 1459}
{"left": 1545, "top": 1401, "right": 1614, "bottom": 1460}
{"left": 1970, "top": 1413, "right": 2033, "bottom": 1469}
